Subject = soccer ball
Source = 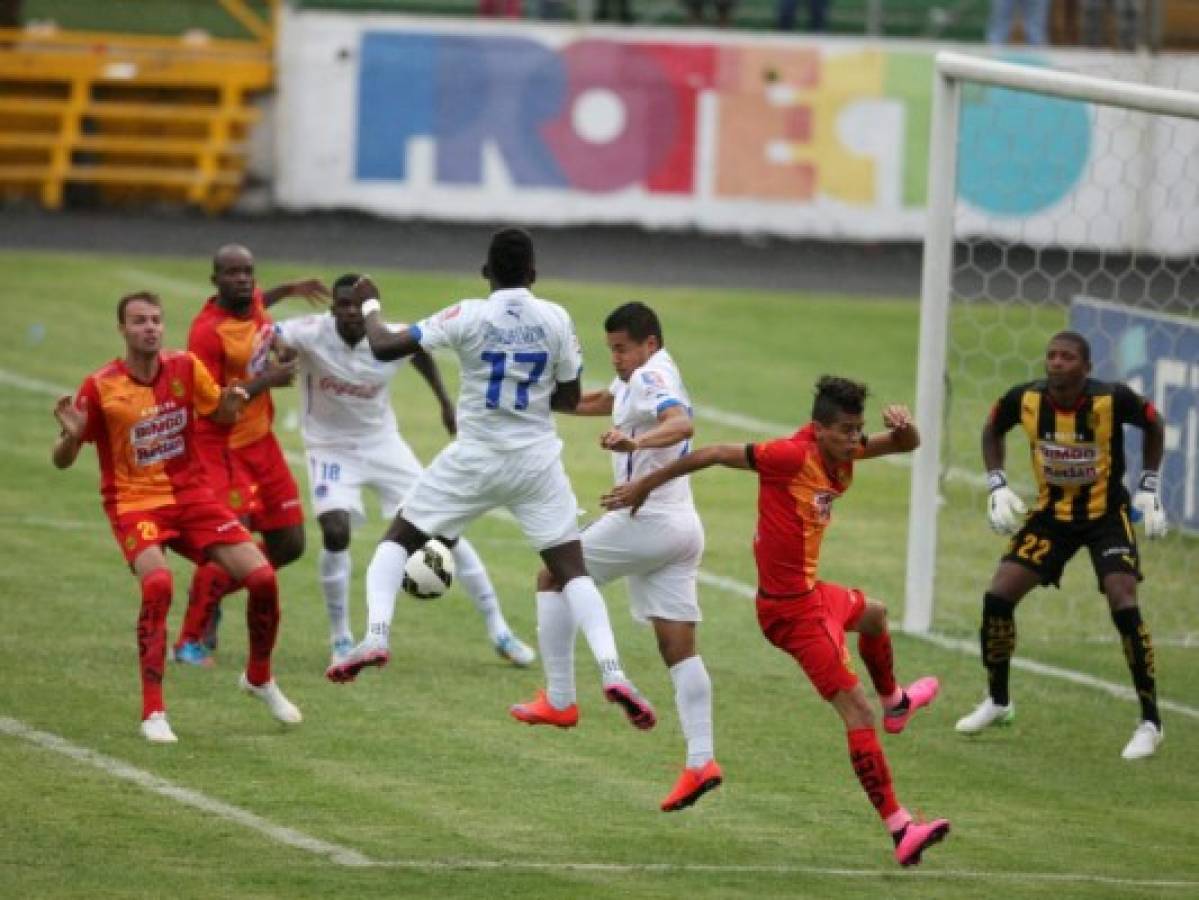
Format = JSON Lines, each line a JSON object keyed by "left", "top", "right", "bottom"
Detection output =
{"left": 402, "top": 539, "right": 455, "bottom": 600}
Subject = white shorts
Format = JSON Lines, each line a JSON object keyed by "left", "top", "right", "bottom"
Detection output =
{"left": 305, "top": 434, "right": 424, "bottom": 524}
{"left": 582, "top": 506, "right": 705, "bottom": 624}
{"left": 402, "top": 440, "right": 580, "bottom": 551}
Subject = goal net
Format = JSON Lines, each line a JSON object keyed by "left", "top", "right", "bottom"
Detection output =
{"left": 904, "top": 52, "right": 1199, "bottom": 651}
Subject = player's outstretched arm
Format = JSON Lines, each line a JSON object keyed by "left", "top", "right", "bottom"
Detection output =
{"left": 262, "top": 278, "right": 330, "bottom": 309}
{"left": 51, "top": 394, "right": 87, "bottom": 469}
{"left": 601, "top": 443, "right": 749, "bottom": 515}
{"left": 571, "top": 390, "right": 615, "bottom": 417}
{"left": 354, "top": 276, "right": 420, "bottom": 362}
{"left": 860, "top": 404, "right": 919, "bottom": 459}
{"left": 412, "top": 348, "right": 457, "bottom": 436}
{"left": 600, "top": 404, "right": 692, "bottom": 453}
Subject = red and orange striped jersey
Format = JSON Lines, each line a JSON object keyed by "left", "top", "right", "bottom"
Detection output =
{"left": 189, "top": 288, "right": 275, "bottom": 450}
{"left": 75, "top": 351, "right": 222, "bottom": 516}
{"left": 748, "top": 423, "right": 859, "bottom": 597}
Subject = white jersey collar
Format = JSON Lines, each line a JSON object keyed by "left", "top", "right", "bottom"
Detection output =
{"left": 488, "top": 287, "right": 534, "bottom": 302}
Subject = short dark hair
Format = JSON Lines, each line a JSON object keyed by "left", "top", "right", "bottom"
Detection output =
{"left": 812, "top": 375, "right": 869, "bottom": 425}
{"left": 604, "top": 301, "right": 663, "bottom": 345}
{"left": 332, "top": 273, "right": 361, "bottom": 294}
{"left": 1049, "top": 330, "right": 1091, "bottom": 364}
{"left": 117, "top": 291, "right": 162, "bottom": 324}
{"left": 487, "top": 227, "right": 535, "bottom": 288}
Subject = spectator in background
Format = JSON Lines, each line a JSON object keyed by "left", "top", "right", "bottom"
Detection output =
{"left": 987, "top": 0, "right": 1049, "bottom": 45}
{"left": 684, "top": 0, "right": 734, "bottom": 27}
{"left": 479, "top": 0, "right": 522, "bottom": 17}
{"left": 538, "top": 0, "right": 568, "bottom": 18}
{"left": 1081, "top": 0, "right": 1142, "bottom": 50}
{"left": 777, "top": 0, "right": 830, "bottom": 33}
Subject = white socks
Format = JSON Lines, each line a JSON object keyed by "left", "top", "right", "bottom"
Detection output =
{"left": 536, "top": 590, "right": 577, "bottom": 709}
{"left": 452, "top": 538, "right": 509, "bottom": 643}
{"left": 364, "top": 540, "right": 409, "bottom": 648}
{"left": 562, "top": 576, "right": 626, "bottom": 686}
{"left": 319, "top": 549, "right": 352, "bottom": 643}
{"left": 670, "top": 655, "right": 714, "bottom": 768}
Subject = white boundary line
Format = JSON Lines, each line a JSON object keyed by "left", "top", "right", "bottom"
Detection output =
{"left": 3, "top": 715, "right": 1199, "bottom": 888}
{"left": 4, "top": 364, "right": 1195, "bottom": 715}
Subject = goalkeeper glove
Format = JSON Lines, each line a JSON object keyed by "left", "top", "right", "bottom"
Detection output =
{"left": 1132, "top": 470, "right": 1168, "bottom": 539}
{"left": 986, "top": 470, "right": 1026, "bottom": 535}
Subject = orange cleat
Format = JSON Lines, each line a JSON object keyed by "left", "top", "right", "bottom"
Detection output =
{"left": 661, "top": 759, "right": 723, "bottom": 812}
{"left": 509, "top": 689, "right": 579, "bottom": 728}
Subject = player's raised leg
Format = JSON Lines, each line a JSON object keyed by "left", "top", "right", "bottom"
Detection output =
{"left": 326, "top": 516, "right": 428, "bottom": 683}
{"left": 452, "top": 537, "right": 535, "bottom": 667}
{"left": 850, "top": 598, "right": 939, "bottom": 735}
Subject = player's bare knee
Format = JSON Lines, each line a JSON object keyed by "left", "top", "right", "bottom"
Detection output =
{"left": 318, "top": 513, "right": 351, "bottom": 552}
{"left": 536, "top": 568, "right": 561, "bottom": 592}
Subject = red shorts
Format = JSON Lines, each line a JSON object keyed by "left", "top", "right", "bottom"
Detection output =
{"left": 755, "top": 580, "right": 867, "bottom": 701}
{"left": 232, "top": 433, "right": 303, "bottom": 532}
{"left": 195, "top": 431, "right": 303, "bottom": 533}
{"left": 108, "top": 499, "right": 253, "bottom": 565}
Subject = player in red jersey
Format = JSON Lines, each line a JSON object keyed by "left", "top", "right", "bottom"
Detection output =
{"left": 174, "top": 244, "right": 328, "bottom": 663}
{"left": 52, "top": 292, "right": 303, "bottom": 743}
{"left": 602, "top": 376, "right": 950, "bottom": 867}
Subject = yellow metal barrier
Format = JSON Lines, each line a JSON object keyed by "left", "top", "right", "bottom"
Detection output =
{"left": 0, "top": 22, "right": 272, "bottom": 212}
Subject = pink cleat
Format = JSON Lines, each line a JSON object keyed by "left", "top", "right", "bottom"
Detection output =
{"left": 324, "top": 643, "right": 390, "bottom": 683}
{"left": 603, "top": 681, "right": 657, "bottom": 730}
{"left": 894, "top": 818, "right": 951, "bottom": 867}
{"left": 884, "top": 676, "right": 940, "bottom": 735}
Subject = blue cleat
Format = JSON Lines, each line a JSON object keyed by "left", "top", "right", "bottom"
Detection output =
{"left": 172, "top": 640, "right": 214, "bottom": 668}
{"left": 494, "top": 632, "right": 536, "bottom": 668}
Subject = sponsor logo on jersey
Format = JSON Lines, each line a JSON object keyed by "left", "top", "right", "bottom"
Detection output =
{"left": 318, "top": 375, "right": 384, "bottom": 400}
{"left": 440, "top": 305, "right": 462, "bottom": 322}
{"left": 1037, "top": 441, "right": 1099, "bottom": 485}
{"left": 812, "top": 490, "right": 836, "bottom": 523}
{"left": 134, "top": 435, "right": 185, "bottom": 466}
{"left": 247, "top": 323, "right": 275, "bottom": 376}
{"left": 131, "top": 408, "right": 188, "bottom": 467}
{"left": 640, "top": 370, "right": 668, "bottom": 389}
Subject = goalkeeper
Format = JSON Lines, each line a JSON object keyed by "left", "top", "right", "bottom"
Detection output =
{"left": 956, "top": 331, "right": 1167, "bottom": 759}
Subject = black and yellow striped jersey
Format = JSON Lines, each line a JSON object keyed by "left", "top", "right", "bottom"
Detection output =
{"left": 990, "top": 378, "right": 1158, "bottom": 524}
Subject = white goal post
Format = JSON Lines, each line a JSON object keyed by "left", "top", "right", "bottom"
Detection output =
{"left": 902, "top": 52, "right": 1199, "bottom": 634}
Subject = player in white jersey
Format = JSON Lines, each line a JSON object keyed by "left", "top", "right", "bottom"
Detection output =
{"left": 325, "top": 229, "right": 656, "bottom": 732}
{"left": 510, "top": 302, "right": 719, "bottom": 811}
{"left": 273, "top": 274, "right": 535, "bottom": 669}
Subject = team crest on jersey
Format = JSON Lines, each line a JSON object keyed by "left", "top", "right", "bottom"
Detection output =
{"left": 812, "top": 491, "right": 835, "bottom": 523}
{"left": 439, "top": 305, "right": 462, "bottom": 322}
{"left": 640, "top": 370, "right": 667, "bottom": 389}
{"left": 170, "top": 378, "right": 185, "bottom": 399}
{"left": 229, "top": 489, "right": 243, "bottom": 509}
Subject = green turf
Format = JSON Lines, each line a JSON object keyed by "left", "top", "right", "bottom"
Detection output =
{"left": 0, "top": 249, "right": 1195, "bottom": 898}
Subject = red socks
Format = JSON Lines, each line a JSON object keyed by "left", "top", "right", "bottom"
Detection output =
{"left": 243, "top": 564, "right": 280, "bottom": 686}
{"left": 858, "top": 631, "right": 898, "bottom": 700}
{"left": 847, "top": 727, "right": 900, "bottom": 821}
{"left": 137, "top": 569, "right": 173, "bottom": 719}
{"left": 178, "top": 562, "right": 237, "bottom": 646}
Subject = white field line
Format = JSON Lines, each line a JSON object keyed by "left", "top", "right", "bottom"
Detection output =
{"left": 0, "top": 716, "right": 372, "bottom": 867}
{"left": 4, "top": 365, "right": 1194, "bottom": 712}
{"left": 4, "top": 716, "right": 1199, "bottom": 889}
{"left": 120, "top": 267, "right": 200, "bottom": 297}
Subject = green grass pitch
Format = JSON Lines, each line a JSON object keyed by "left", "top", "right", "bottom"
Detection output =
{"left": 0, "top": 249, "right": 1195, "bottom": 898}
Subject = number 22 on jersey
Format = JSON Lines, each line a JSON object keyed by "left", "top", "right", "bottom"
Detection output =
{"left": 481, "top": 351, "right": 548, "bottom": 410}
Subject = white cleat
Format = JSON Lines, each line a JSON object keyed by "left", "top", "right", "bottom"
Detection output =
{"left": 955, "top": 697, "right": 1015, "bottom": 734}
{"left": 1121, "top": 720, "right": 1163, "bottom": 760}
{"left": 139, "top": 711, "right": 178, "bottom": 744}
{"left": 239, "top": 673, "right": 303, "bottom": 724}
{"left": 495, "top": 632, "right": 537, "bottom": 668}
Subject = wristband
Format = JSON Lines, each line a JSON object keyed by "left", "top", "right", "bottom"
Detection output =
{"left": 1137, "top": 470, "right": 1160, "bottom": 494}
{"left": 986, "top": 469, "right": 1008, "bottom": 492}
{"left": 360, "top": 298, "right": 381, "bottom": 317}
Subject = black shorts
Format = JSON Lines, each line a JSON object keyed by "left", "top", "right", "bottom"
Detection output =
{"left": 1001, "top": 505, "right": 1141, "bottom": 591}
